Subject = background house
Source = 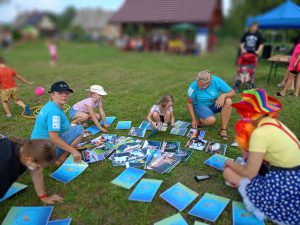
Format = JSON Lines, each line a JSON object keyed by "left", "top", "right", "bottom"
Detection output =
{"left": 72, "top": 9, "right": 120, "bottom": 41}
{"left": 13, "top": 11, "right": 57, "bottom": 37}
{"left": 109, "top": 0, "right": 223, "bottom": 53}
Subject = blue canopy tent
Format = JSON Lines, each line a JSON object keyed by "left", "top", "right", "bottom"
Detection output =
{"left": 246, "top": 0, "right": 300, "bottom": 29}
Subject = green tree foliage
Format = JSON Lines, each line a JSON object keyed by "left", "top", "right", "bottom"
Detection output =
{"left": 56, "top": 6, "right": 76, "bottom": 31}
{"left": 221, "top": 0, "right": 300, "bottom": 37}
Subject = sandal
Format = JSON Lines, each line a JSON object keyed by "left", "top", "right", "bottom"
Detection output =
{"left": 289, "top": 93, "right": 299, "bottom": 97}
{"left": 219, "top": 129, "right": 229, "bottom": 141}
{"left": 275, "top": 92, "right": 285, "bottom": 97}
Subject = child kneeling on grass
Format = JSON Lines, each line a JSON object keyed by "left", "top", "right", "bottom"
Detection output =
{"left": 69, "top": 85, "right": 109, "bottom": 133}
{"left": 0, "top": 135, "right": 63, "bottom": 204}
{"left": 147, "top": 94, "right": 175, "bottom": 129}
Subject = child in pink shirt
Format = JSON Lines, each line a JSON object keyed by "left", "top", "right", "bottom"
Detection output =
{"left": 69, "top": 85, "right": 109, "bottom": 133}
{"left": 48, "top": 40, "right": 58, "bottom": 66}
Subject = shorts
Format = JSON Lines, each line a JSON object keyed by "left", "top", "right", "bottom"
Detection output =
{"left": 193, "top": 104, "right": 222, "bottom": 120}
{"left": 1, "top": 87, "right": 19, "bottom": 102}
{"left": 159, "top": 115, "right": 165, "bottom": 123}
{"left": 69, "top": 107, "right": 78, "bottom": 119}
{"left": 56, "top": 125, "right": 83, "bottom": 156}
{"left": 289, "top": 70, "right": 299, "bottom": 75}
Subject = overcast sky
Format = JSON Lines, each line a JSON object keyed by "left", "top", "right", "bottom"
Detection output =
{"left": 0, "top": 0, "right": 231, "bottom": 23}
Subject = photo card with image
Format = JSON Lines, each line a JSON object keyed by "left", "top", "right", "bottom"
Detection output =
{"left": 205, "top": 142, "right": 227, "bottom": 155}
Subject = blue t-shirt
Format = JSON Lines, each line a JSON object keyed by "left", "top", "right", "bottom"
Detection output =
{"left": 31, "top": 101, "right": 70, "bottom": 139}
{"left": 187, "top": 75, "right": 232, "bottom": 106}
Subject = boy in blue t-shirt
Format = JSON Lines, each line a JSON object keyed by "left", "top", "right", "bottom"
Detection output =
{"left": 186, "top": 70, "right": 235, "bottom": 140}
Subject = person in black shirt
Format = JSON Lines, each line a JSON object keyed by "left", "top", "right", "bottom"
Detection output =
{"left": 0, "top": 136, "right": 63, "bottom": 204}
{"left": 240, "top": 22, "right": 264, "bottom": 55}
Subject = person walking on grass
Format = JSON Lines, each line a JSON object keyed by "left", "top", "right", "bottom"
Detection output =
{"left": 0, "top": 135, "right": 63, "bottom": 204}
{"left": 69, "top": 85, "right": 109, "bottom": 133}
{"left": 187, "top": 70, "right": 235, "bottom": 140}
{"left": 0, "top": 57, "right": 32, "bottom": 117}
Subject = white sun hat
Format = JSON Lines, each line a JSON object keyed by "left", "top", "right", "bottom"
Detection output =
{"left": 87, "top": 85, "right": 108, "bottom": 96}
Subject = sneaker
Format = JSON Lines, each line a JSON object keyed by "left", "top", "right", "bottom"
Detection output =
{"left": 24, "top": 105, "right": 31, "bottom": 116}
{"left": 6, "top": 114, "right": 12, "bottom": 118}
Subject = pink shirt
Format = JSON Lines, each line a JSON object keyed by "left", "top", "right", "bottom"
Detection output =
{"left": 288, "top": 43, "right": 300, "bottom": 71}
{"left": 72, "top": 97, "right": 102, "bottom": 113}
{"left": 48, "top": 44, "right": 57, "bottom": 56}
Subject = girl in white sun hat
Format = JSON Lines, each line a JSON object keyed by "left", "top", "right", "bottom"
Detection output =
{"left": 69, "top": 85, "right": 109, "bottom": 133}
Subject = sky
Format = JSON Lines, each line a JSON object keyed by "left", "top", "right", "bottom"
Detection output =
{"left": 0, "top": 0, "right": 231, "bottom": 23}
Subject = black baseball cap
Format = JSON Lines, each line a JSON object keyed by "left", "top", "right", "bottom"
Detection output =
{"left": 48, "top": 81, "right": 74, "bottom": 93}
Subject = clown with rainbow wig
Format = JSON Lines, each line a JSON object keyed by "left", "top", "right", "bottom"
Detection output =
{"left": 223, "top": 88, "right": 300, "bottom": 225}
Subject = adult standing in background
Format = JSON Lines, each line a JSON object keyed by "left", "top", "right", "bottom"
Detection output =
{"left": 240, "top": 22, "right": 264, "bottom": 55}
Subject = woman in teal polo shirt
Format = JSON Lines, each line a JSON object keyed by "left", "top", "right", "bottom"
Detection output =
{"left": 186, "top": 70, "right": 235, "bottom": 140}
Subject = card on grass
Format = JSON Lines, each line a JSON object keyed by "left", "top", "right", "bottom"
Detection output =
{"left": 85, "top": 125, "right": 100, "bottom": 135}
{"left": 48, "top": 218, "right": 72, "bottom": 225}
{"left": 185, "top": 138, "right": 207, "bottom": 151}
{"left": 204, "top": 154, "right": 232, "bottom": 171}
{"left": 188, "top": 193, "right": 230, "bottom": 222}
{"left": 100, "top": 116, "right": 116, "bottom": 126}
{"left": 232, "top": 201, "right": 265, "bottom": 225}
{"left": 128, "top": 127, "right": 146, "bottom": 138}
{"left": 139, "top": 120, "right": 153, "bottom": 130}
{"left": 160, "top": 182, "right": 198, "bottom": 211}
{"left": 51, "top": 155, "right": 88, "bottom": 184}
{"left": 170, "top": 127, "right": 187, "bottom": 136}
{"left": 128, "top": 178, "right": 163, "bottom": 202}
{"left": 116, "top": 121, "right": 132, "bottom": 130}
{"left": 178, "top": 148, "right": 194, "bottom": 162}
{"left": 111, "top": 167, "right": 146, "bottom": 189}
{"left": 0, "top": 182, "right": 27, "bottom": 203}
{"left": 154, "top": 213, "right": 188, "bottom": 225}
{"left": 205, "top": 142, "right": 227, "bottom": 155}
{"left": 162, "top": 141, "right": 180, "bottom": 153}
{"left": 2, "top": 206, "right": 53, "bottom": 225}
{"left": 173, "top": 120, "right": 191, "bottom": 129}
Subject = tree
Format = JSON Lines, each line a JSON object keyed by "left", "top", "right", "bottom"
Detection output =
{"left": 56, "top": 6, "right": 76, "bottom": 31}
{"left": 222, "top": 0, "right": 300, "bottom": 37}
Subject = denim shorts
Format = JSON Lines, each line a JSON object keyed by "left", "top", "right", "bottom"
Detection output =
{"left": 194, "top": 104, "right": 222, "bottom": 120}
{"left": 69, "top": 107, "right": 78, "bottom": 119}
{"left": 56, "top": 125, "right": 83, "bottom": 156}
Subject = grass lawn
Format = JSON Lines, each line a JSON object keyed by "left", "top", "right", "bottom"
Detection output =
{"left": 0, "top": 40, "right": 299, "bottom": 225}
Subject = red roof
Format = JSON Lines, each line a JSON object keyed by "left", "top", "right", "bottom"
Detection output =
{"left": 110, "top": 0, "right": 220, "bottom": 23}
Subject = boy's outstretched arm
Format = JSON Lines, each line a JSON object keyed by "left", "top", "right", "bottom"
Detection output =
{"left": 15, "top": 73, "right": 33, "bottom": 85}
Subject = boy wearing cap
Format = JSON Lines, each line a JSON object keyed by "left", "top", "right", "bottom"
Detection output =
{"left": 31, "top": 81, "right": 83, "bottom": 165}
{"left": 69, "top": 85, "right": 109, "bottom": 133}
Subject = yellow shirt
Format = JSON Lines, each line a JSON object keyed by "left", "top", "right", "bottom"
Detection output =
{"left": 249, "top": 117, "right": 300, "bottom": 168}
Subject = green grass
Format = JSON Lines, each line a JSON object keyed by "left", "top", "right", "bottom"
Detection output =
{"left": 0, "top": 40, "right": 299, "bottom": 225}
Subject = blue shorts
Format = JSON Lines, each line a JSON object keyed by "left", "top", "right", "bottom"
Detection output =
{"left": 56, "top": 125, "right": 83, "bottom": 156}
{"left": 69, "top": 107, "right": 78, "bottom": 119}
{"left": 193, "top": 104, "right": 222, "bottom": 120}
